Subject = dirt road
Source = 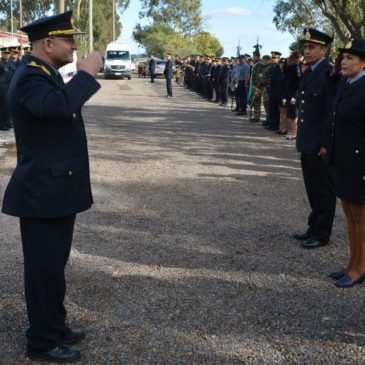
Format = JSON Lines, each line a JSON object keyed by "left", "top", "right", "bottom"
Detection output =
{"left": 0, "top": 75, "right": 363, "bottom": 364}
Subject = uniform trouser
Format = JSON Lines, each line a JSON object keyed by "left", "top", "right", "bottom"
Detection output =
{"left": 20, "top": 214, "right": 76, "bottom": 351}
{"left": 300, "top": 154, "right": 336, "bottom": 242}
{"left": 220, "top": 81, "right": 228, "bottom": 105}
{"left": 262, "top": 88, "right": 270, "bottom": 121}
{"left": 150, "top": 73, "right": 155, "bottom": 83}
{"left": 237, "top": 81, "right": 247, "bottom": 113}
{"left": 269, "top": 94, "right": 280, "bottom": 129}
{"left": 252, "top": 89, "right": 262, "bottom": 120}
{"left": 166, "top": 77, "right": 172, "bottom": 96}
{"left": 0, "top": 87, "right": 10, "bottom": 128}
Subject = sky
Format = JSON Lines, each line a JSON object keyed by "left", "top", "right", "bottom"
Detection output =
{"left": 117, "top": 0, "right": 296, "bottom": 57}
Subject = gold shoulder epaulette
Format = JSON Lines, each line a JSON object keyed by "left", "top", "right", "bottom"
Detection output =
{"left": 27, "top": 61, "right": 52, "bottom": 76}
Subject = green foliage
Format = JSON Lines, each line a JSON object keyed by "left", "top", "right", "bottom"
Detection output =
{"left": 0, "top": 0, "right": 130, "bottom": 53}
{"left": 273, "top": 0, "right": 365, "bottom": 45}
{"left": 139, "top": 0, "right": 202, "bottom": 37}
{"left": 193, "top": 32, "right": 224, "bottom": 57}
{"left": 134, "top": 0, "right": 223, "bottom": 57}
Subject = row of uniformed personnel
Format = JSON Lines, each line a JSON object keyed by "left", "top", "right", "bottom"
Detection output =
{"left": 0, "top": 46, "right": 31, "bottom": 131}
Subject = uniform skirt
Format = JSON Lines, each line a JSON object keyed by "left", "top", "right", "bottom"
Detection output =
{"left": 334, "top": 173, "right": 365, "bottom": 205}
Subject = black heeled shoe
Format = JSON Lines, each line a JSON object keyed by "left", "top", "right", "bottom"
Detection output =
{"left": 335, "top": 272, "right": 365, "bottom": 288}
{"left": 329, "top": 268, "right": 345, "bottom": 280}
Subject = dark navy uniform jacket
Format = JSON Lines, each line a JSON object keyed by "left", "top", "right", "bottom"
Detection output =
{"left": 296, "top": 58, "right": 334, "bottom": 154}
{"left": 329, "top": 75, "right": 365, "bottom": 178}
{"left": 2, "top": 55, "right": 100, "bottom": 218}
{"left": 164, "top": 60, "right": 173, "bottom": 79}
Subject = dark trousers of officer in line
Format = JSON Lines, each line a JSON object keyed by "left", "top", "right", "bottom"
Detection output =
{"left": 166, "top": 77, "right": 172, "bottom": 97}
{"left": 220, "top": 80, "right": 228, "bottom": 105}
{"left": 20, "top": 215, "right": 76, "bottom": 351}
{"left": 150, "top": 73, "right": 155, "bottom": 83}
{"left": 237, "top": 80, "right": 248, "bottom": 113}
{"left": 301, "top": 154, "right": 336, "bottom": 242}
{"left": 269, "top": 95, "right": 280, "bottom": 129}
{"left": 0, "top": 87, "right": 11, "bottom": 128}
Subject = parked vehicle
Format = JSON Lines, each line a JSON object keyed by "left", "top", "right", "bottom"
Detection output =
{"left": 104, "top": 42, "right": 132, "bottom": 80}
{"left": 145, "top": 59, "right": 167, "bottom": 77}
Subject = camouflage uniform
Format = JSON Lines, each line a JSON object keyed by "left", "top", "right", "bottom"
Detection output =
{"left": 250, "top": 61, "right": 265, "bottom": 121}
{"left": 262, "top": 63, "right": 274, "bottom": 124}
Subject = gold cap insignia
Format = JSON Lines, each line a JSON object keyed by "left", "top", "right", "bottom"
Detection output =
{"left": 305, "top": 30, "right": 311, "bottom": 41}
{"left": 345, "top": 41, "right": 352, "bottom": 49}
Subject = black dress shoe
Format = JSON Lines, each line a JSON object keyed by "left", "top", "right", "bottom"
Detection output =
{"left": 232, "top": 108, "right": 239, "bottom": 112}
{"left": 329, "top": 268, "right": 346, "bottom": 280}
{"left": 27, "top": 345, "right": 81, "bottom": 363}
{"left": 292, "top": 232, "right": 310, "bottom": 241}
{"left": 335, "top": 273, "right": 365, "bottom": 288}
{"left": 62, "top": 328, "right": 85, "bottom": 345}
{"left": 249, "top": 118, "right": 259, "bottom": 123}
{"left": 0, "top": 126, "right": 10, "bottom": 131}
{"left": 301, "top": 238, "right": 329, "bottom": 249}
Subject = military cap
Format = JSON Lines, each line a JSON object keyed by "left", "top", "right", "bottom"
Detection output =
{"left": 0, "top": 47, "right": 11, "bottom": 53}
{"left": 9, "top": 46, "right": 20, "bottom": 52}
{"left": 300, "top": 28, "right": 333, "bottom": 46}
{"left": 271, "top": 51, "right": 282, "bottom": 57}
{"left": 20, "top": 10, "right": 83, "bottom": 42}
{"left": 279, "top": 57, "right": 287, "bottom": 64}
{"left": 262, "top": 55, "right": 271, "bottom": 61}
{"left": 23, "top": 46, "right": 32, "bottom": 54}
{"left": 338, "top": 39, "right": 365, "bottom": 59}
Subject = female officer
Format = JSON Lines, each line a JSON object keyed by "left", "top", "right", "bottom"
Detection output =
{"left": 329, "top": 39, "right": 365, "bottom": 288}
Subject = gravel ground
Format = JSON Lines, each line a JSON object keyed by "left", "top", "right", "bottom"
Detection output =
{"left": 0, "top": 75, "right": 364, "bottom": 365}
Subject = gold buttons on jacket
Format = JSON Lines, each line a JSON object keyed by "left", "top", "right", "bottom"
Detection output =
{"left": 301, "top": 100, "right": 305, "bottom": 104}
{"left": 355, "top": 150, "right": 359, "bottom": 154}
{"left": 68, "top": 170, "right": 73, "bottom": 176}
{"left": 301, "top": 91, "right": 305, "bottom": 94}
{"left": 72, "top": 113, "right": 77, "bottom": 120}
{"left": 301, "top": 119, "right": 304, "bottom": 123}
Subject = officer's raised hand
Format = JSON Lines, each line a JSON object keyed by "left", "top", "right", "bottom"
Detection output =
{"left": 77, "top": 51, "right": 102, "bottom": 77}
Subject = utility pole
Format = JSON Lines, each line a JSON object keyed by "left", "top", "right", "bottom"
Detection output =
{"left": 19, "top": 0, "right": 22, "bottom": 29}
{"left": 10, "top": 0, "right": 14, "bottom": 35}
{"left": 19, "top": 0, "right": 23, "bottom": 48}
{"left": 112, "top": 0, "right": 115, "bottom": 41}
{"left": 89, "top": 0, "right": 93, "bottom": 52}
{"left": 57, "top": 0, "right": 65, "bottom": 14}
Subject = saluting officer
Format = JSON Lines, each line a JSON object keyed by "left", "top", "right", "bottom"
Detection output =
{"left": 1, "top": 11, "right": 101, "bottom": 362}
{"left": 293, "top": 28, "right": 336, "bottom": 249}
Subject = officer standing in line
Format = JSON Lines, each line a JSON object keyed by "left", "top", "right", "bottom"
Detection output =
{"left": 218, "top": 57, "right": 230, "bottom": 106}
{"left": 248, "top": 50, "right": 262, "bottom": 122}
{"left": 261, "top": 55, "right": 274, "bottom": 126}
{"left": 148, "top": 55, "right": 156, "bottom": 83}
{"left": 164, "top": 53, "right": 173, "bottom": 97}
{"left": 1, "top": 11, "right": 101, "bottom": 362}
{"left": 9, "top": 46, "right": 21, "bottom": 69}
{"left": 265, "top": 51, "right": 282, "bottom": 131}
{"left": 0, "top": 47, "right": 15, "bottom": 130}
{"left": 234, "top": 54, "right": 250, "bottom": 115}
{"left": 293, "top": 28, "right": 336, "bottom": 249}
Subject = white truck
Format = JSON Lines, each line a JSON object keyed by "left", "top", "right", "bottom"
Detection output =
{"left": 104, "top": 42, "right": 132, "bottom": 80}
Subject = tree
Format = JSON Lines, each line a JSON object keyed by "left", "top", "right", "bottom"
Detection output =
{"left": 193, "top": 32, "right": 224, "bottom": 57}
{"left": 0, "top": 0, "right": 53, "bottom": 30}
{"left": 139, "top": 0, "right": 203, "bottom": 37}
{"left": 0, "top": 1, "right": 130, "bottom": 53}
{"left": 273, "top": 0, "right": 365, "bottom": 44}
{"left": 133, "top": 0, "right": 223, "bottom": 57}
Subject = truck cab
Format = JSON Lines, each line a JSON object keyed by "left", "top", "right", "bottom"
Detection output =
{"left": 104, "top": 42, "right": 132, "bottom": 80}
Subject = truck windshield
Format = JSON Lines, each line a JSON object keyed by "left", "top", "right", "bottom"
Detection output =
{"left": 107, "top": 51, "right": 130, "bottom": 60}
